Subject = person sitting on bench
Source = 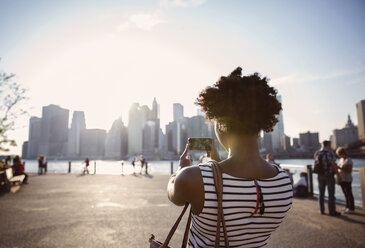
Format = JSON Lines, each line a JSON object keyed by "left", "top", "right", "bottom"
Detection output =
{"left": 11, "top": 155, "right": 28, "bottom": 184}
{"left": 293, "top": 172, "right": 308, "bottom": 197}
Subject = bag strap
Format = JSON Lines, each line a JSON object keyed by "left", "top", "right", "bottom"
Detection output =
{"left": 211, "top": 161, "right": 229, "bottom": 248}
{"left": 160, "top": 202, "right": 191, "bottom": 248}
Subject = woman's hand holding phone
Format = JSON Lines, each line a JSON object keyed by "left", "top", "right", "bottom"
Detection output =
{"left": 179, "top": 144, "right": 193, "bottom": 168}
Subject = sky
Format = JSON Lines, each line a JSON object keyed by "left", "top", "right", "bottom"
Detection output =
{"left": 0, "top": 0, "right": 365, "bottom": 154}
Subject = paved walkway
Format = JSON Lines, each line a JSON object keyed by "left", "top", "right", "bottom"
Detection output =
{"left": 0, "top": 173, "right": 364, "bottom": 248}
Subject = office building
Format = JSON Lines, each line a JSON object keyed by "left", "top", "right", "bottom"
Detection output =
{"left": 299, "top": 131, "right": 320, "bottom": 152}
{"left": 173, "top": 103, "right": 184, "bottom": 122}
{"left": 27, "top": 116, "right": 41, "bottom": 159}
{"left": 357, "top": 100, "right": 365, "bottom": 141}
{"left": 332, "top": 115, "right": 358, "bottom": 149}
{"left": 67, "top": 111, "right": 86, "bottom": 158}
{"left": 38, "top": 105, "right": 69, "bottom": 157}
{"left": 128, "top": 103, "right": 144, "bottom": 156}
{"left": 80, "top": 129, "right": 106, "bottom": 158}
{"left": 271, "top": 95, "right": 284, "bottom": 152}
{"left": 281, "top": 135, "right": 291, "bottom": 151}
{"left": 105, "top": 117, "right": 128, "bottom": 159}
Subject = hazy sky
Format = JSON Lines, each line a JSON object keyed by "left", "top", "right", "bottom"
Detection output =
{"left": 1, "top": 0, "right": 365, "bottom": 154}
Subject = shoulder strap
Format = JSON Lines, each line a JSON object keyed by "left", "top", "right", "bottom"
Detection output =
{"left": 161, "top": 202, "right": 192, "bottom": 248}
{"left": 211, "top": 161, "right": 230, "bottom": 248}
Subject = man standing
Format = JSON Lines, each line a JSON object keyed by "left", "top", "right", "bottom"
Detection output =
{"left": 314, "top": 140, "right": 341, "bottom": 216}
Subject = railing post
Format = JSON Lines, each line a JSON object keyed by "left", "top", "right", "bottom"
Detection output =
{"left": 360, "top": 167, "right": 365, "bottom": 208}
{"left": 306, "top": 165, "right": 313, "bottom": 196}
{"left": 171, "top": 161, "right": 173, "bottom": 175}
{"left": 121, "top": 162, "right": 124, "bottom": 175}
{"left": 68, "top": 161, "right": 71, "bottom": 173}
{"left": 94, "top": 161, "right": 96, "bottom": 175}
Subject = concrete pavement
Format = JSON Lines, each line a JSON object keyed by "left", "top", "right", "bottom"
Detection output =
{"left": 0, "top": 173, "right": 364, "bottom": 248}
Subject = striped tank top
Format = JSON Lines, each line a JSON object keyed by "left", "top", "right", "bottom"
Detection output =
{"left": 188, "top": 163, "right": 293, "bottom": 248}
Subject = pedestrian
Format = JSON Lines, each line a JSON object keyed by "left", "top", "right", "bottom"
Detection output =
{"left": 140, "top": 155, "right": 146, "bottom": 174}
{"left": 132, "top": 157, "right": 137, "bottom": 174}
{"left": 314, "top": 140, "right": 341, "bottom": 216}
{"left": 38, "top": 155, "right": 47, "bottom": 175}
{"left": 336, "top": 147, "right": 355, "bottom": 214}
{"left": 11, "top": 155, "right": 28, "bottom": 184}
{"left": 167, "top": 67, "right": 292, "bottom": 247}
{"left": 83, "top": 158, "right": 90, "bottom": 174}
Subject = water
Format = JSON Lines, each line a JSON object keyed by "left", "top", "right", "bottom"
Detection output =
{"left": 23, "top": 158, "right": 365, "bottom": 207}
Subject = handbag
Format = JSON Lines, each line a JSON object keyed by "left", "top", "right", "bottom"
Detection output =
{"left": 149, "top": 161, "right": 229, "bottom": 248}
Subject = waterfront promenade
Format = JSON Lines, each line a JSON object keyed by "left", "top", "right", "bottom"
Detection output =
{"left": 1, "top": 173, "right": 364, "bottom": 248}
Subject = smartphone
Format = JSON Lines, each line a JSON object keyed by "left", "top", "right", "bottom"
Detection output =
{"left": 188, "top": 138, "right": 213, "bottom": 151}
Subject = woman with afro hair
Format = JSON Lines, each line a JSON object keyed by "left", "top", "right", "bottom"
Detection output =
{"left": 167, "top": 67, "right": 293, "bottom": 248}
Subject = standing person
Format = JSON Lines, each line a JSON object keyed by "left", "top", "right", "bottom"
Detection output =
{"left": 167, "top": 68, "right": 293, "bottom": 247}
{"left": 336, "top": 147, "right": 355, "bottom": 214}
{"left": 43, "top": 156, "right": 47, "bottom": 174}
{"left": 131, "top": 157, "right": 137, "bottom": 174}
{"left": 314, "top": 140, "right": 341, "bottom": 216}
{"left": 38, "top": 156, "right": 43, "bottom": 175}
{"left": 140, "top": 155, "right": 146, "bottom": 174}
{"left": 83, "top": 158, "right": 90, "bottom": 174}
{"left": 11, "top": 155, "right": 28, "bottom": 184}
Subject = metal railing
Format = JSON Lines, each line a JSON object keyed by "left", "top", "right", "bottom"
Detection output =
{"left": 280, "top": 164, "right": 365, "bottom": 208}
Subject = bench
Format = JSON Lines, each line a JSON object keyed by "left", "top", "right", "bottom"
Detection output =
{"left": 5, "top": 168, "right": 25, "bottom": 185}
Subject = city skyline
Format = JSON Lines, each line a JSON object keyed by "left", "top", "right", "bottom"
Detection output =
{"left": 1, "top": 0, "right": 365, "bottom": 154}
{"left": 21, "top": 98, "right": 365, "bottom": 159}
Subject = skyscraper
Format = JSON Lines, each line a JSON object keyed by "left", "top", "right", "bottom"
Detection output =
{"left": 332, "top": 115, "right": 358, "bottom": 149}
{"left": 67, "top": 111, "right": 86, "bottom": 158}
{"left": 80, "top": 129, "right": 106, "bottom": 158}
{"left": 357, "top": 100, "right": 365, "bottom": 141}
{"left": 271, "top": 95, "right": 284, "bottom": 152}
{"left": 27, "top": 116, "right": 41, "bottom": 159}
{"left": 128, "top": 103, "right": 144, "bottom": 156}
{"left": 173, "top": 103, "right": 184, "bottom": 122}
{"left": 105, "top": 117, "right": 128, "bottom": 159}
{"left": 299, "top": 131, "right": 319, "bottom": 152}
{"left": 38, "top": 104, "right": 69, "bottom": 157}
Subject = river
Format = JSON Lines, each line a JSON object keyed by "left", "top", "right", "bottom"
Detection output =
{"left": 23, "top": 158, "right": 365, "bottom": 207}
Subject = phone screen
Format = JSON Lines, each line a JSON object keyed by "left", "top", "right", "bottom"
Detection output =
{"left": 188, "top": 138, "right": 213, "bottom": 151}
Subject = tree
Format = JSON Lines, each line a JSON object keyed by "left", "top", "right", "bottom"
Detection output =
{"left": 0, "top": 59, "right": 27, "bottom": 151}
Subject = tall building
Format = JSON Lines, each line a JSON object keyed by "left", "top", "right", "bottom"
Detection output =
{"left": 262, "top": 132, "right": 273, "bottom": 153}
{"left": 173, "top": 103, "right": 184, "bottom": 122}
{"left": 38, "top": 105, "right": 69, "bottom": 157}
{"left": 128, "top": 103, "right": 144, "bottom": 156}
{"left": 22, "top": 141, "right": 28, "bottom": 159}
{"left": 292, "top": 138, "right": 299, "bottom": 148}
{"left": 27, "top": 116, "right": 41, "bottom": 159}
{"left": 80, "top": 129, "right": 106, "bottom": 158}
{"left": 152, "top": 97, "right": 159, "bottom": 120}
{"left": 332, "top": 115, "right": 358, "bottom": 149}
{"left": 299, "top": 131, "right": 320, "bottom": 152}
{"left": 67, "top": 111, "right": 86, "bottom": 158}
{"left": 105, "top": 117, "right": 128, "bottom": 159}
{"left": 281, "top": 135, "right": 291, "bottom": 151}
{"left": 271, "top": 95, "right": 284, "bottom": 152}
{"left": 357, "top": 100, "right": 365, "bottom": 141}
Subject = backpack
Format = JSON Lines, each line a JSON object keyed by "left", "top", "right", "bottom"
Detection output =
{"left": 313, "top": 152, "right": 325, "bottom": 175}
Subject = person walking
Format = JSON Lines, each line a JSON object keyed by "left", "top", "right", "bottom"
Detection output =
{"left": 167, "top": 67, "right": 293, "bottom": 247}
{"left": 336, "top": 147, "right": 355, "bottom": 214}
{"left": 140, "top": 155, "right": 146, "bottom": 175}
{"left": 83, "top": 158, "right": 90, "bottom": 174}
{"left": 131, "top": 157, "right": 137, "bottom": 174}
{"left": 314, "top": 140, "right": 341, "bottom": 216}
